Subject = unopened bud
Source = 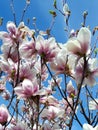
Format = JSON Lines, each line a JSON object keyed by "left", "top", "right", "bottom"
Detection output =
{"left": 26, "top": 0, "right": 30, "bottom": 4}
{"left": 83, "top": 11, "right": 88, "bottom": 17}
{"left": 33, "top": 17, "right": 36, "bottom": 21}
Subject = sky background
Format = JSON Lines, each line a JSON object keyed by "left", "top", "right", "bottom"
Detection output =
{"left": 0, "top": 0, "right": 98, "bottom": 130}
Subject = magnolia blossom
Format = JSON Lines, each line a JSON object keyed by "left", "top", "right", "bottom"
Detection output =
{"left": 36, "top": 35, "right": 58, "bottom": 62}
{"left": 65, "top": 27, "right": 91, "bottom": 56}
{"left": 19, "top": 39, "right": 37, "bottom": 59}
{"left": 48, "top": 77, "right": 62, "bottom": 88}
{"left": 19, "top": 60, "right": 36, "bottom": 82}
{"left": 34, "top": 59, "right": 48, "bottom": 81}
{"left": 89, "top": 99, "right": 98, "bottom": 110}
{"left": 0, "top": 21, "right": 23, "bottom": 45}
{"left": 83, "top": 123, "right": 98, "bottom": 130}
{"left": 61, "top": 98, "right": 73, "bottom": 115}
{"left": 40, "top": 95, "right": 60, "bottom": 106}
{"left": 50, "top": 48, "right": 76, "bottom": 75}
{"left": 41, "top": 106, "right": 65, "bottom": 120}
{"left": 14, "top": 79, "right": 39, "bottom": 99}
{"left": 1, "top": 43, "right": 19, "bottom": 62}
{"left": 0, "top": 58, "right": 17, "bottom": 82}
{"left": 10, "top": 122, "right": 30, "bottom": 130}
{"left": 37, "top": 86, "right": 52, "bottom": 96}
{"left": 74, "top": 58, "right": 98, "bottom": 86}
{"left": 0, "top": 104, "right": 9, "bottom": 125}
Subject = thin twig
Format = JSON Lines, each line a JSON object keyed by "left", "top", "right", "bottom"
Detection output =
{"left": 10, "top": 0, "right": 17, "bottom": 26}
{"left": 20, "top": 3, "right": 30, "bottom": 22}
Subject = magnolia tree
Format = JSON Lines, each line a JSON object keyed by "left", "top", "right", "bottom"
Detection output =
{"left": 0, "top": 0, "right": 98, "bottom": 130}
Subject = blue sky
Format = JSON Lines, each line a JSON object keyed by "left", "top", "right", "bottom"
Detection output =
{"left": 0, "top": 0, "right": 98, "bottom": 42}
{"left": 0, "top": 0, "right": 98, "bottom": 130}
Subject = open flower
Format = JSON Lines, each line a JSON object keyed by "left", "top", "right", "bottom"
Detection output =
{"left": 0, "top": 58, "right": 17, "bottom": 82}
{"left": 50, "top": 48, "right": 76, "bottom": 76}
{"left": 40, "top": 95, "right": 59, "bottom": 106}
{"left": 74, "top": 58, "right": 98, "bottom": 86}
{"left": 0, "top": 104, "right": 9, "bottom": 125}
{"left": 65, "top": 27, "right": 91, "bottom": 56}
{"left": 83, "top": 123, "right": 98, "bottom": 130}
{"left": 19, "top": 60, "right": 36, "bottom": 82}
{"left": 10, "top": 122, "right": 30, "bottom": 130}
{"left": 19, "top": 39, "right": 37, "bottom": 59}
{"left": 36, "top": 35, "right": 58, "bottom": 62}
{"left": 0, "top": 21, "right": 23, "bottom": 45}
{"left": 41, "top": 106, "right": 64, "bottom": 120}
{"left": 14, "top": 79, "right": 39, "bottom": 99}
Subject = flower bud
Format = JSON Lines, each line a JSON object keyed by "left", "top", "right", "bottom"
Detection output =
{"left": 0, "top": 105, "right": 9, "bottom": 125}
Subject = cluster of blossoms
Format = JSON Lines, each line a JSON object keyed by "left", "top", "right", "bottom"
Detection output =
{"left": 0, "top": 20, "right": 98, "bottom": 130}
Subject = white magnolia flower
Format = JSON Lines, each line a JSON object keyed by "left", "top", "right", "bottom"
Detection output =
{"left": 65, "top": 27, "right": 91, "bottom": 56}
{"left": 83, "top": 123, "right": 98, "bottom": 130}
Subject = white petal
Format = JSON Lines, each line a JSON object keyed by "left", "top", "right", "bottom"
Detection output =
{"left": 22, "top": 79, "right": 33, "bottom": 88}
{"left": 77, "top": 27, "right": 91, "bottom": 44}
{"left": 83, "top": 124, "right": 94, "bottom": 130}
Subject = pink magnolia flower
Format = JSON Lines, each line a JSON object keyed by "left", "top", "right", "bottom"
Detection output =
{"left": 83, "top": 123, "right": 98, "bottom": 130}
{"left": 0, "top": 58, "right": 17, "bottom": 82}
{"left": 14, "top": 79, "right": 39, "bottom": 99}
{"left": 41, "top": 106, "right": 65, "bottom": 120}
{"left": 10, "top": 122, "right": 30, "bottom": 130}
{"left": 40, "top": 95, "right": 59, "bottom": 106}
{"left": 0, "top": 21, "right": 23, "bottom": 45}
{"left": 74, "top": 58, "right": 98, "bottom": 86}
{"left": 0, "top": 104, "right": 9, "bottom": 125}
{"left": 65, "top": 27, "right": 91, "bottom": 56}
{"left": 61, "top": 98, "right": 73, "bottom": 115}
{"left": 1, "top": 43, "right": 19, "bottom": 62}
{"left": 37, "top": 86, "right": 52, "bottom": 96}
{"left": 48, "top": 77, "right": 62, "bottom": 87}
{"left": 19, "top": 60, "right": 36, "bottom": 82}
{"left": 34, "top": 59, "right": 48, "bottom": 81}
{"left": 89, "top": 99, "right": 98, "bottom": 110}
{"left": 36, "top": 35, "right": 58, "bottom": 62}
{"left": 50, "top": 48, "right": 76, "bottom": 75}
{"left": 19, "top": 39, "right": 37, "bottom": 59}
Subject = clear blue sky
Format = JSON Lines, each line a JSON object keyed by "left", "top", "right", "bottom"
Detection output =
{"left": 0, "top": 0, "right": 98, "bottom": 42}
{"left": 0, "top": 1, "right": 98, "bottom": 130}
